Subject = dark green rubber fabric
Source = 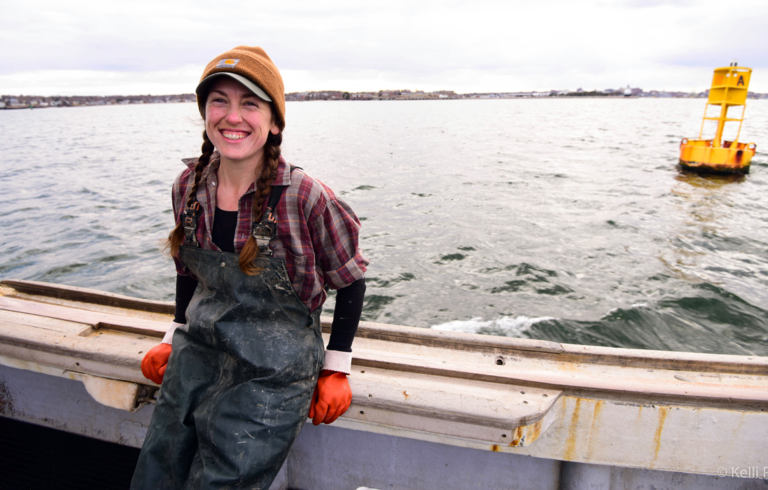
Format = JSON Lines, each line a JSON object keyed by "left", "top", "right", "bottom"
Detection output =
{"left": 131, "top": 246, "right": 324, "bottom": 490}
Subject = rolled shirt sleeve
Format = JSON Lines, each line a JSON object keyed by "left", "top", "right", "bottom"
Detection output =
{"left": 311, "top": 197, "right": 369, "bottom": 290}
{"left": 275, "top": 167, "right": 368, "bottom": 312}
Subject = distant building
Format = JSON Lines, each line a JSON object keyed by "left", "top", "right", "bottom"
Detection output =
{"left": 399, "top": 92, "right": 437, "bottom": 100}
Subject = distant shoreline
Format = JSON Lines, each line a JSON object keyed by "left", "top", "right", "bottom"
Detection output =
{"left": 0, "top": 94, "right": 197, "bottom": 110}
{"left": 2, "top": 91, "right": 767, "bottom": 110}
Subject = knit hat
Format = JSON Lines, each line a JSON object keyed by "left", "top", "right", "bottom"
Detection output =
{"left": 196, "top": 46, "right": 286, "bottom": 130}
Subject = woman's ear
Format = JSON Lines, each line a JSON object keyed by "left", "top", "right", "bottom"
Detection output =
{"left": 268, "top": 103, "right": 281, "bottom": 135}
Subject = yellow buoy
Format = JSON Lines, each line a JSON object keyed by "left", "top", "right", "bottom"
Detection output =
{"left": 679, "top": 63, "right": 756, "bottom": 174}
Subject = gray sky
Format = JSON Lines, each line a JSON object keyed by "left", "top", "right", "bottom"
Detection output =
{"left": 1, "top": 0, "right": 766, "bottom": 95}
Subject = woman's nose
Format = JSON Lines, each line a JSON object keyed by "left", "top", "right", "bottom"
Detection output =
{"left": 225, "top": 106, "right": 243, "bottom": 124}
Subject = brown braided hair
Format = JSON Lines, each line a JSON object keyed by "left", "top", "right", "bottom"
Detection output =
{"left": 166, "top": 124, "right": 283, "bottom": 276}
{"left": 238, "top": 130, "right": 282, "bottom": 275}
{"left": 166, "top": 129, "right": 215, "bottom": 258}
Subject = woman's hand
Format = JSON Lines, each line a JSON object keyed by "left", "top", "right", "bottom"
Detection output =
{"left": 308, "top": 370, "right": 352, "bottom": 425}
{"left": 141, "top": 343, "right": 173, "bottom": 384}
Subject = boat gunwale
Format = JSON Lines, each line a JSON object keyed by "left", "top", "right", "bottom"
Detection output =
{"left": 1, "top": 279, "right": 175, "bottom": 314}
{"left": 2, "top": 279, "right": 767, "bottom": 378}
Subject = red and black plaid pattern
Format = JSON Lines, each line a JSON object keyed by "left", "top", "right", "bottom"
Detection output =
{"left": 172, "top": 153, "right": 368, "bottom": 311}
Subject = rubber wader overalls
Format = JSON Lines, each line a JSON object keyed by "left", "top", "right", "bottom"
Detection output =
{"left": 132, "top": 182, "right": 324, "bottom": 490}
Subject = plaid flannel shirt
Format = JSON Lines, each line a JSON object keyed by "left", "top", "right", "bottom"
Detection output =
{"left": 172, "top": 153, "right": 368, "bottom": 312}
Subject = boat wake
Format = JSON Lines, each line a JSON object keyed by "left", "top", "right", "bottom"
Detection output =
{"left": 430, "top": 315, "right": 555, "bottom": 337}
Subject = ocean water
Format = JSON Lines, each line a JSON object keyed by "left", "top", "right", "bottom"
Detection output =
{"left": 1, "top": 98, "right": 767, "bottom": 356}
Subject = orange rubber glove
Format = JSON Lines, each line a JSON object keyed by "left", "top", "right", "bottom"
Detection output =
{"left": 308, "top": 370, "right": 352, "bottom": 425}
{"left": 141, "top": 343, "right": 172, "bottom": 384}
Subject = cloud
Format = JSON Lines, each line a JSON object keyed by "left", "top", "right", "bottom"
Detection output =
{"left": 1, "top": 0, "right": 766, "bottom": 94}
{"left": 0, "top": 67, "right": 201, "bottom": 96}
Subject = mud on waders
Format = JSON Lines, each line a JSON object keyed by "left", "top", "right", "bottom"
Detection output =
{"left": 131, "top": 47, "right": 323, "bottom": 490}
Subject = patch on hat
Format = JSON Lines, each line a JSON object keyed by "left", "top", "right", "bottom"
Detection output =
{"left": 216, "top": 59, "right": 240, "bottom": 69}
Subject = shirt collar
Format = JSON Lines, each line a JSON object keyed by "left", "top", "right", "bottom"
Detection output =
{"left": 181, "top": 152, "right": 221, "bottom": 183}
{"left": 202, "top": 152, "right": 221, "bottom": 187}
{"left": 274, "top": 156, "right": 291, "bottom": 186}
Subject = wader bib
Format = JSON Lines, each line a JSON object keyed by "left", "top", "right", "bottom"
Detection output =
{"left": 132, "top": 183, "right": 324, "bottom": 490}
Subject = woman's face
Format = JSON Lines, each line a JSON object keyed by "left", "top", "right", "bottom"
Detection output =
{"left": 205, "top": 77, "right": 279, "bottom": 166}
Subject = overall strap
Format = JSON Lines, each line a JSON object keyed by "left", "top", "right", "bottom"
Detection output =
{"left": 251, "top": 165, "right": 300, "bottom": 256}
{"left": 251, "top": 184, "right": 287, "bottom": 256}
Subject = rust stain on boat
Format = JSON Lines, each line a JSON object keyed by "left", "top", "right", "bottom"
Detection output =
{"left": 651, "top": 406, "right": 669, "bottom": 467}
{"left": 563, "top": 398, "right": 582, "bottom": 461}
{"left": 491, "top": 444, "right": 500, "bottom": 452}
{"left": 586, "top": 400, "right": 604, "bottom": 460}
{"left": 509, "top": 427, "right": 522, "bottom": 447}
{"left": 509, "top": 419, "right": 544, "bottom": 447}
{"left": 589, "top": 400, "right": 603, "bottom": 432}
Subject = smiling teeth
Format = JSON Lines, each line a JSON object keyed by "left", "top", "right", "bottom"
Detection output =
{"left": 223, "top": 132, "right": 246, "bottom": 140}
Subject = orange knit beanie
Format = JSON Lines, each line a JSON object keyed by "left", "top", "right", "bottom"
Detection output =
{"left": 196, "top": 46, "right": 286, "bottom": 130}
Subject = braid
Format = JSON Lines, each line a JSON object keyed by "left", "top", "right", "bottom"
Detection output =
{"left": 253, "top": 132, "right": 282, "bottom": 222}
{"left": 187, "top": 131, "right": 215, "bottom": 207}
{"left": 239, "top": 131, "right": 282, "bottom": 275}
{"left": 166, "top": 130, "right": 215, "bottom": 257}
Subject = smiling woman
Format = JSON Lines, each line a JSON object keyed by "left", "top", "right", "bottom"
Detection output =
{"left": 202, "top": 77, "right": 280, "bottom": 213}
{"left": 131, "top": 46, "right": 369, "bottom": 490}
{"left": 204, "top": 78, "right": 279, "bottom": 176}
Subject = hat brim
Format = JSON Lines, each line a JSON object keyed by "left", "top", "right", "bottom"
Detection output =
{"left": 195, "top": 72, "right": 272, "bottom": 102}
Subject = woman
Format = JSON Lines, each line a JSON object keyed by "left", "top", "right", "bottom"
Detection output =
{"left": 132, "top": 46, "right": 368, "bottom": 489}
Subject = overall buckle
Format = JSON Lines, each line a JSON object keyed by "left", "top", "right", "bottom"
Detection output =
{"left": 181, "top": 201, "right": 201, "bottom": 247}
{"left": 252, "top": 207, "right": 277, "bottom": 256}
